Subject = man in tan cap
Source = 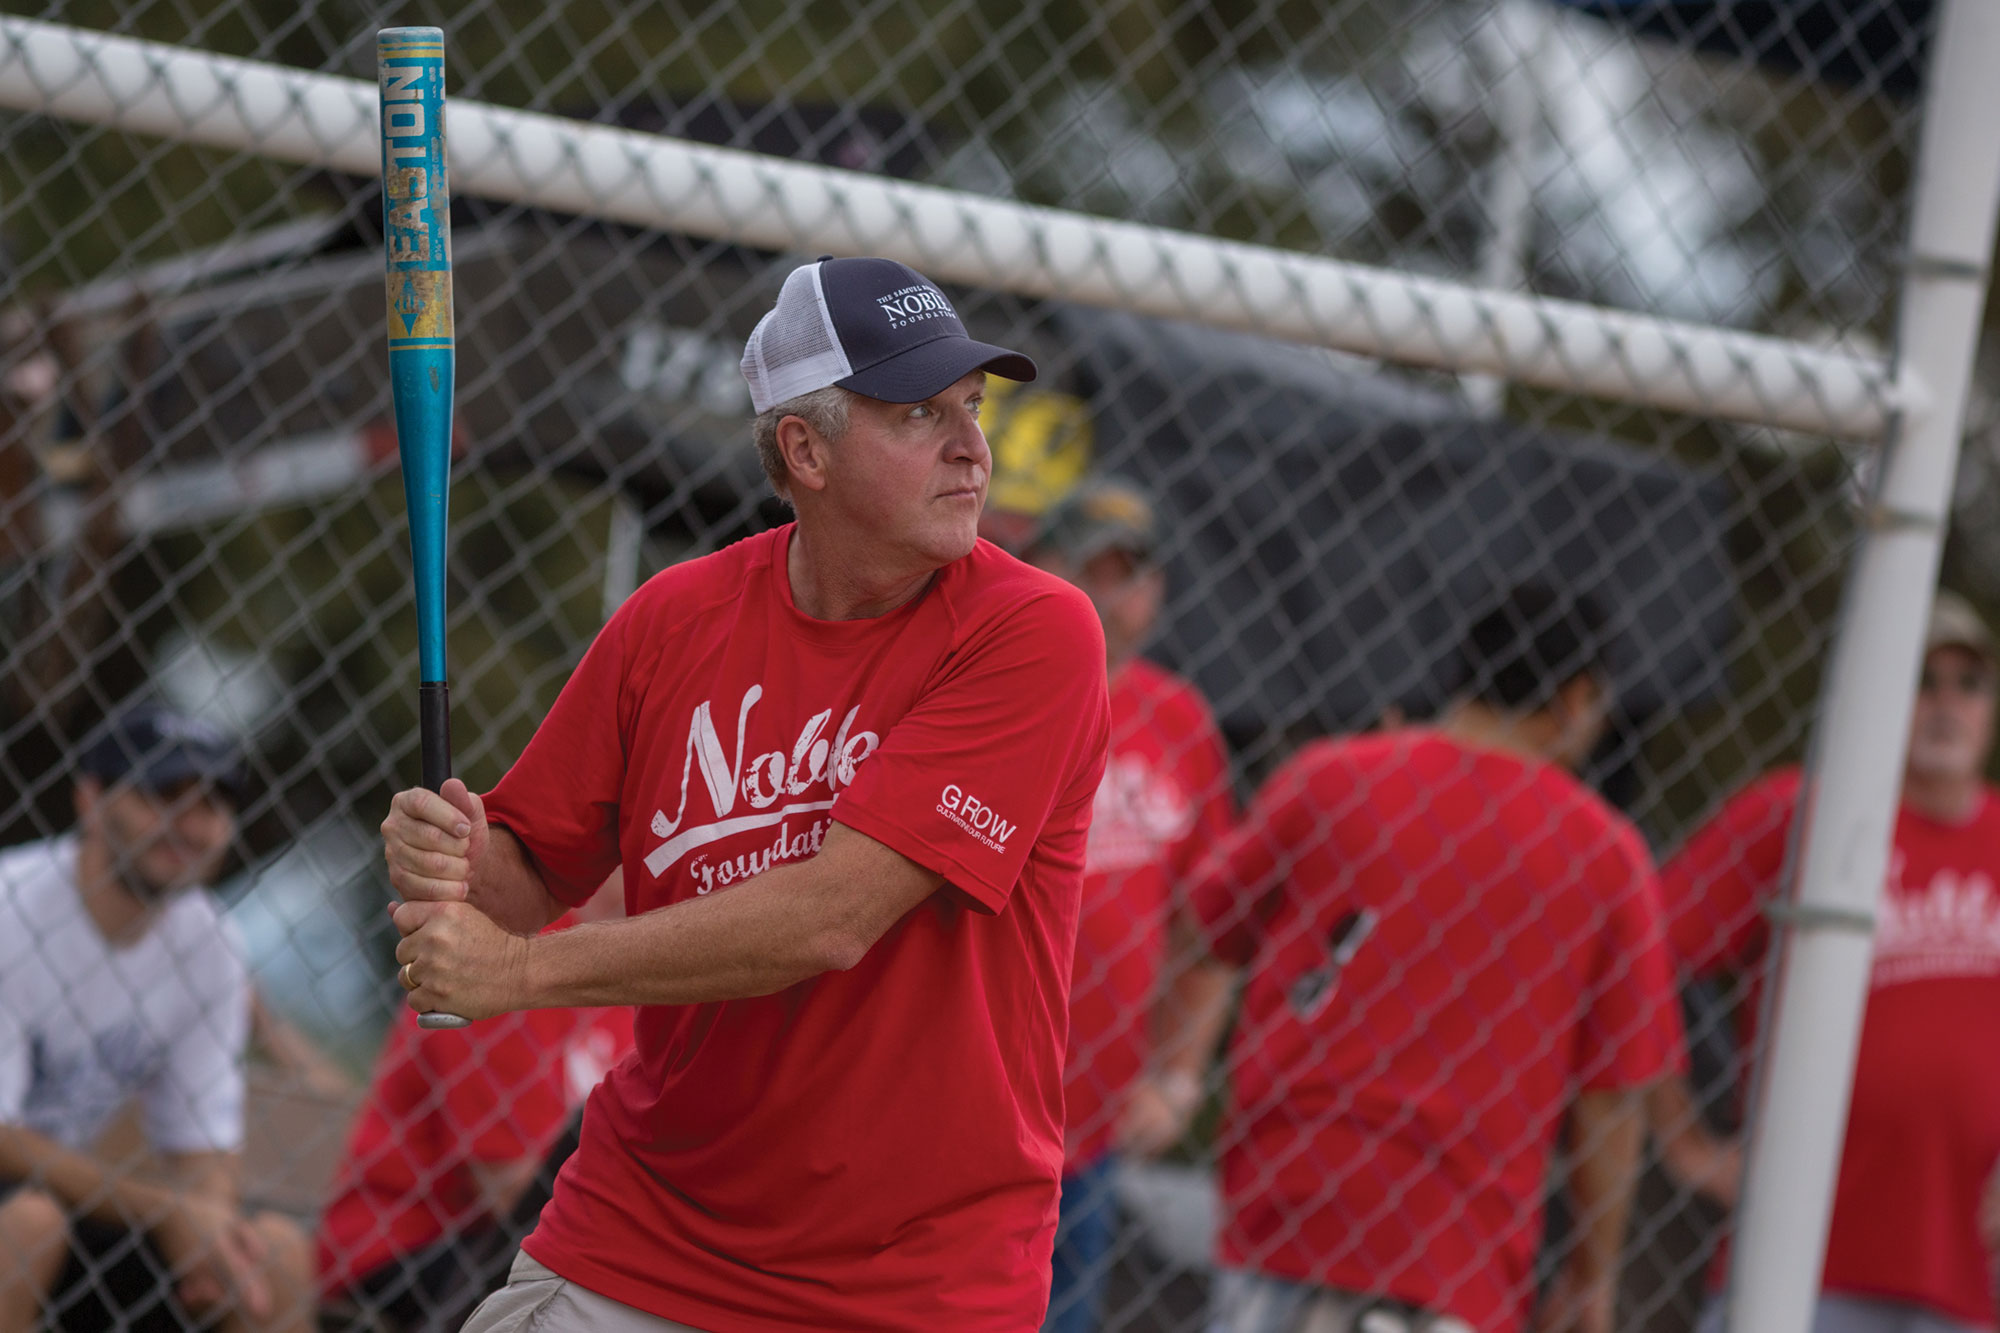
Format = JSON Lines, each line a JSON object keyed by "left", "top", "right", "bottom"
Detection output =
{"left": 1664, "top": 589, "right": 2000, "bottom": 1333}
{"left": 1022, "top": 478, "right": 1236, "bottom": 1333}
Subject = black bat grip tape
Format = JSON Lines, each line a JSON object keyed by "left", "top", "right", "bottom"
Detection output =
{"left": 419, "top": 680, "right": 452, "bottom": 793}
{"left": 415, "top": 681, "right": 471, "bottom": 1030}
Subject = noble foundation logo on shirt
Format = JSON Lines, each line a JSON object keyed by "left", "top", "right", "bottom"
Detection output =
{"left": 644, "top": 684, "right": 879, "bottom": 891}
{"left": 937, "top": 784, "right": 1017, "bottom": 853}
{"left": 876, "top": 283, "right": 957, "bottom": 331}
{"left": 1872, "top": 852, "right": 2000, "bottom": 988}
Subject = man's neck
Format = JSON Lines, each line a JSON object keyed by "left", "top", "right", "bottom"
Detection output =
{"left": 72, "top": 835, "right": 153, "bottom": 944}
{"left": 1901, "top": 769, "right": 1985, "bottom": 825}
{"left": 1439, "top": 699, "right": 1560, "bottom": 763}
{"left": 787, "top": 524, "right": 936, "bottom": 622}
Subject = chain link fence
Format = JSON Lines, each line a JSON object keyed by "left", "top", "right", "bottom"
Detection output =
{"left": 0, "top": 1, "right": 1991, "bottom": 1331}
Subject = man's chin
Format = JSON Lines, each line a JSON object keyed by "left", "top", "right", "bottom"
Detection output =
{"left": 925, "top": 523, "right": 980, "bottom": 567}
{"left": 125, "top": 861, "right": 216, "bottom": 904}
{"left": 1907, "top": 746, "right": 1979, "bottom": 782}
{"left": 119, "top": 872, "right": 182, "bottom": 906}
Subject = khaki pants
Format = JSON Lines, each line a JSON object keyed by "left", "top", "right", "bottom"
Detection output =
{"left": 1206, "top": 1268, "right": 1477, "bottom": 1333}
{"left": 460, "top": 1253, "right": 711, "bottom": 1333}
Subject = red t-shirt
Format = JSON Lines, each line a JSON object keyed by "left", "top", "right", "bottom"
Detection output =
{"left": 1661, "top": 769, "right": 2000, "bottom": 1328}
{"left": 315, "top": 1002, "right": 636, "bottom": 1293}
{"left": 1190, "top": 731, "right": 1686, "bottom": 1333}
{"left": 483, "top": 527, "right": 1109, "bottom": 1333}
{"left": 1064, "top": 659, "right": 1233, "bottom": 1170}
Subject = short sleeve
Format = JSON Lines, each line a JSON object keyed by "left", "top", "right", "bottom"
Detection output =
{"left": 0, "top": 891, "right": 37, "bottom": 1127}
{"left": 1577, "top": 828, "right": 1688, "bottom": 1092}
{"left": 143, "top": 935, "right": 249, "bottom": 1155}
{"left": 418, "top": 1011, "right": 571, "bottom": 1164}
{"left": 1188, "top": 751, "right": 1322, "bottom": 967}
{"left": 1659, "top": 771, "right": 1799, "bottom": 978}
{"left": 485, "top": 605, "right": 635, "bottom": 906}
{"left": 831, "top": 589, "right": 1109, "bottom": 912}
{"left": 0, "top": 1003, "right": 26, "bottom": 1127}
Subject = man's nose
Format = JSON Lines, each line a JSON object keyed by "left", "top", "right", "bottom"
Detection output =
{"left": 174, "top": 799, "right": 223, "bottom": 837}
{"left": 950, "top": 414, "right": 991, "bottom": 467}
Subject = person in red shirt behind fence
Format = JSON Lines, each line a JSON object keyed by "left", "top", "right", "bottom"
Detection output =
{"left": 316, "top": 874, "right": 634, "bottom": 1331}
{"left": 1671, "top": 590, "right": 2000, "bottom": 1333}
{"left": 376, "top": 257, "right": 1110, "bottom": 1333}
{"left": 1023, "top": 479, "right": 1238, "bottom": 1333}
{"left": 1186, "top": 581, "right": 1686, "bottom": 1333}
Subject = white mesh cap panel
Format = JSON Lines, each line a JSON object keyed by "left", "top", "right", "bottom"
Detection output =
{"left": 741, "top": 262, "right": 853, "bottom": 413}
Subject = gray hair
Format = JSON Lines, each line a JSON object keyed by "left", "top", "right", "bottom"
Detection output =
{"left": 752, "top": 385, "right": 853, "bottom": 502}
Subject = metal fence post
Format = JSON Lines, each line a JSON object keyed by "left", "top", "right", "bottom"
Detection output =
{"left": 1725, "top": 2, "right": 2000, "bottom": 1328}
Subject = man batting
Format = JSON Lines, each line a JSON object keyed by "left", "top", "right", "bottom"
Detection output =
{"left": 380, "top": 256, "right": 1111, "bottom": 1332}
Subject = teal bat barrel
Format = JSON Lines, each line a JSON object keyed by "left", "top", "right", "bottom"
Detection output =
{"left": 378, "top": 27, "right": 454, "bottom": 796}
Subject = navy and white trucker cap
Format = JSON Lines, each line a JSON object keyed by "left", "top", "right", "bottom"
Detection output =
{"left": 79, "top": 703, "right": 246, "bottom": 801}
{"left": 740, "top": 257, "right": 1037, "bottom": 413}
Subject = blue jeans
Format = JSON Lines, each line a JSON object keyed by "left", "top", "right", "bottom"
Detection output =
{"left": 1046, "top": 1155, "right": 1118, "bottom": 1333}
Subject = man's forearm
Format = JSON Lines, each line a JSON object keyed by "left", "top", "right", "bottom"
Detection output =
{"left": 1153, "top": 912, "right": 1236, "bottom": 1080}
{"left": 516, "top": 828, "right": 939, "bottom": 1009}
{"left": 163, "top": 1150, "right": 241, "bottom": 1208}
{"left": 474, "top": 824, "right": 567, "bottom": 934}
{"left": 1563, "top": 1089, "right": 1646, "bottom": 1287}
{"left": 522, "top": 863, "right": 872, "bottom": 1007}
{"left": 0, "top": 1123, "right": 179, "bottom": 1230}
{"left": 1647, "top": 1075, "right": 1742, "bottom": 1207}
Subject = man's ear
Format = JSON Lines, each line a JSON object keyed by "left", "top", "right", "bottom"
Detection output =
{"left": 73, "top": 776, "right": 102, "bottom": 824}
{"left": 775, "top": 414, "right": 831, "bottom": 496}
{"left": 1553, "top": 672, "right": 1606, "bottom": 724}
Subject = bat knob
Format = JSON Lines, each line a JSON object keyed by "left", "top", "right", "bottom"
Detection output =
{"left": 418, "top": 1012, "right": 473, "bottom": 1030}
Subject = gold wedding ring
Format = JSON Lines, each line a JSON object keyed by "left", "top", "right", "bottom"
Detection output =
{"left": 400, "top": 961, "right": 417, "bottom": 990}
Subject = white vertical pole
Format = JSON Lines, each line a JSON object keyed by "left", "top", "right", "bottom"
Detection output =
{"left": 1461, "top": 0, "right": 1549, "bottom": 416}
{"left": 602, "top": 492, "right": 644, "bottom": 620}
{"left": 1724, "top": 3, "right": 2000, "bottom": 1330}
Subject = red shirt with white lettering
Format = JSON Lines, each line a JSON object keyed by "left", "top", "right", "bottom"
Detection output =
{"left": 1662, "top": 769, "right": 2000, "bottom": 1328}
{"left": 482, "top": 527, "right": 1109, "bottom": 1333}
{"left": 1190, "top": 731, "right": 1685, "bottom": 1333}
{"left": 1064, "top": 659, "right": 1233, "bottom": 1169}
{"left": 315, "top": 1002, "right": 637, "bottom": 1294}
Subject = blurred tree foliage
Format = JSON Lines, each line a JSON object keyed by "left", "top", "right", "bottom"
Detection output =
{"left": 0, "top": 0, "right": 1978, "bottom": 863}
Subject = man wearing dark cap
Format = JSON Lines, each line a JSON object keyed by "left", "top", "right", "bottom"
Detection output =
{"left": 0, "top": 704, "right": 312, "bottom": 1333}
{"left": 382, "top": 257, "right": 1110, "bottom": 1332}
{"left": 1024, "top": 479, "right": 1237, "bottom": 1333}
{"left": 1669, "top": 589, "right": 2000, "bottom": 1333}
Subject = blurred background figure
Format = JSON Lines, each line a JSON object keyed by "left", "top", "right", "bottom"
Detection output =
{"left": 1666, "top": 589, "right": 2000, "bottom": 1333}
{"left": 1024, "top": 479, "right": 1237, "bottom": 1333}
{"left": 314, "top": 872, "right": 635, "bottom": 1333}
{"left": 1184, "top": 583, "right": 1685, "bottom": 1333}
{"left": 0, "top": 702, "right": 312, "bottom": 1333}
{"left": 974, "top": 376, "right": 1095, "bottom": 555}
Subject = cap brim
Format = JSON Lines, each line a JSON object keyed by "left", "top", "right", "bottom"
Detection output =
{"left": 1929, "top": 633, "right": 1997, "bottom": 662}
{"left": 1066, "top": 528, "right": 1160, "bottom": 567}
{"left": 138, "top": 752, "right": 247, "bottom": 803}
{"left": 837, "top": 337, "right": 1036, "bottom": 404}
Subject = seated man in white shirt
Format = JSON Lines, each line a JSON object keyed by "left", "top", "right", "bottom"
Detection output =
{"left": 0, "top": 704, "right": 311, "bottom": 1333}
